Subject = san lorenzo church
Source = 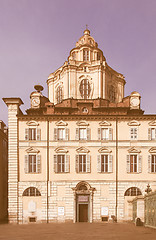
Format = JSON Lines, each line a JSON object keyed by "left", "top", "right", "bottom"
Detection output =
{"left": 3, "top": 28, "right": 156, "bottom": 223}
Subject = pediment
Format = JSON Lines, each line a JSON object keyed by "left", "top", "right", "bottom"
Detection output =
{"left": 55, "top": 120, "right": 68, "bottom": 126}
{"left": 26, "top": 147, "right": 40, "bottom": 154}
{"left": 76, "top": 147, "right": 90, "bottom": 153}
{"left": 76, "top": 120, "right": 89, "bottom": 126}
{"left": 127, "top": 120, "right": 140, "bottom": 126}
{"left": 98, "top": 147, "right": 112, "bottom": 153}
{"left": 55, "top": 147, "right": 68, "bottom": 153}
{"left": 99, "top": 121, "right": 111, "bottom": 126}
{"left": 26, "top": 121, "right": 39, "bottom": 126}
{"left": 128, "top": 147, "right": 141, "bottom": 153}
{"left": 149, "top": 147, "right": 156, "bottom": 153}
{"left": 148, "top": 120, "right": 156, "bottom": 126}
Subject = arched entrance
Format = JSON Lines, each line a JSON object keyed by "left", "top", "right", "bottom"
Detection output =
{"left": 72, "top": 181, "right": 95, "bottom": 222}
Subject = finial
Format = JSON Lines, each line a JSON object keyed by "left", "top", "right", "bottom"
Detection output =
{"left": 34, "top": 85, "right": 44, "bottom": 92}
{"left": 86, "top": 24, "right": 88, "bottom": 30}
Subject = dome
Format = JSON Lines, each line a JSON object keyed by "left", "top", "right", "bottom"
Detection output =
{"left": 76, "top": 28, "right": 98, "bottom": 48}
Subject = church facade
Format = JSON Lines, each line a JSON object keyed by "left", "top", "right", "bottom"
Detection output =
{"left": 3, "top": 29, "right": 156, "bottom": 224}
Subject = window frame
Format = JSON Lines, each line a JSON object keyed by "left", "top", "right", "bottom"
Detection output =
{"left": 56, "top": 85, "right": 63, "bottom": 104}
{"left": 130, "top": 127, "right": 138, "bottom": 140}
{"left": 79, "top": 79, "right": 91, "bottom": 99}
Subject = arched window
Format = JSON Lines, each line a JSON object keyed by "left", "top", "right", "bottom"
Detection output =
{"left": 109, "top": 85, "right": 116, "bottom": 102}
{"left": 56, "top": 86, "right": 62, "bottom": 103}
{"left": 124, "top": 187, "right": 142, "bottom": 196}
{"left": 79, "top": 79, "right": 91, "bottom": 99}
{"left": 23, "top": 187, "right": 41, "bottom": 196}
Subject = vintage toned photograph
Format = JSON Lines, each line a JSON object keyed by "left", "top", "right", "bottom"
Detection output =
{"left": 0, "top": 0, "right": 156, "bottom": 239}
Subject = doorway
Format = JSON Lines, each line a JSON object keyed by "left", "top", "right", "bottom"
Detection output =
{"left": 79, "top": 204, "right": 88, "bottom": 222}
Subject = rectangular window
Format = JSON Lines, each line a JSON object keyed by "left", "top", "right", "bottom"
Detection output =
{"left": 130, "top": 128, "right": 137, "bottom": 140}
{"left": 58, "top": 128, "right": 65, "bottom": 140}
{"left": 101, "top": 128, "right": 109, "bottom": 140}
{"left": 130, "top": 155, "right": 137, "bottom": 172}
{"left": 83, "top": 50, "right": 89, "bottom": 61}
{"left": 29, "top": 128, "right": 36, "bottom": 140}
{"left": 79, "top": 128, "right": 87, "bottom": 140}
{"left": 151, "top": 128, "right": 156, "bottom": 140}
{"left": 97, "top": 52, "right": 100, "bottom": 60}
{"left": 151, "top": 155, "right": 156, "bottom": 173}
{"left": 28, "top": 155, "right": 37, "bottom": 173}
{"left": 101, "top": 155, "right": 108, "bottom": 172}
{"left": 57, "top": 155, "right": 65, "bottom": 173}
{"left": 79, "top": 155, "right": 86, "bottom": 172}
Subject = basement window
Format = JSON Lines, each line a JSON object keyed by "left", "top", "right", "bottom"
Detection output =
{"left": 101, "top": 216, "right": 108, "bottom": 222}
{"left": 29, "top": 217, "right": 36, "bottom": 223}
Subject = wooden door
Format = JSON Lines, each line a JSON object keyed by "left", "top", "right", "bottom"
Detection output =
{"left": 79, "top": 204, "right": 88, "bottom": 222}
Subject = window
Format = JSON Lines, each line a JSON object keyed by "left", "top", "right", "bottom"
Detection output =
{"left": 25, "top": 128, "right": 41, "bottom": 141}
{"left": 54, "top": 155, "right": 70, "bottom": 173}
{"left": 97, "top": 52, "right": 101, "bottom": 60}
{"left": 56, "top": 85, "right": 62, "bottom": 103}
{"left": 79, "top": 79, "right": 91, "bottom": 99}
{"left": 25, "top": 155, "right": 41, "bottom": 173}
{"left": 54, "top": 128, "right": 69, "bottom": 140}
{"left": 83, "top": 49, "right": 89, "bottom": 61}
{"left": 109, "top": 85, "right": 116, "bottom": 102}
{"left": 76, "top": 127, "right": 90, "bottom": 140}
{"left": 98, "top": 128, "right": 113, "bottom": 140}
{"left": 23, "top": 187, "right": 41, "bottom": 196}
{"left": 76, "top": 154, "right": 90, "bottom": 173}
{"left": 124, "top": 187, "right": 142, "bottom": 196}
{"left": 148, "top": 155, "right": 156, "bottom": 173}
{"left": 130, "top": 128, "right": 138, "bottom": 140}
{"left": 148, "top": 128, "right": 156, "bottom": 140}
{"left": 97, "top": 154, "right": 113, "bottom": 173}
{"left": 127, "top": 154, "right": 142, "bottom": 173}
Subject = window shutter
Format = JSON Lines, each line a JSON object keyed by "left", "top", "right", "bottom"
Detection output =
{"left": 148, "top": 128, "right": 151, "bottom": 140}
{"left": 97, "top": 155, "right": 101, "bottom": 172}
{"left": 24, "top": 155, "right": 29, "bottom": 173}
{"left": 86, "top": 155, "right": 91, "bottom": 172}
{"left": 54, "top": 128, "right": 57, "bottom": 141}
{"left": 75, "top": 128, "right": 79, "bottom": 140}
{"left": 148, "top": 155, "right": 151, "bottom": 173}
{"left": 108, "top": 155, "right": 113, "bottom": 173}
{"left": 65, "top": 128, "right": 69, "bottom": 140}
{"left": 65, "top": 155, "right": 70, "bottom": 173}
{"left": 54, "top": 155, "right": 58, "bottom": 173}
{"left": 127, "top": 155, "right": 130, "bottom": 173}
{"left": 155, "top": 129, "right": 156, "bottom": 140}
{"left": 87, "top": 128, "right": 91, "bottom": 140}
{"left": 37, "top": 155, "right": 41, "bottom": 173}
{"left": 138, "top": 155, "right": 142, "bottom": 173}
{"left": 109, "top": 128, "right": 113, "bottom": 140}
{"left": 25, "top": 128, "right": 29, "bottom": 140}
{"left": 37, "top": 128, "right": 41, "bottom": 141}
{"left": 98, "top": 128, "right": 101, "bottom": 140}
{"left": 75, "top": 155, "right": 79, "bottom": 172}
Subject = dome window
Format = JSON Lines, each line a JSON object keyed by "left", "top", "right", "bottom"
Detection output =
{"left": 83, "top": 49, "right": 89, "bottom": 61}
{"left": 56, "top": 85, "right": 63, "bottom": 104}
{"left": 79, "top": 79, "right": 91, "bottom": 99}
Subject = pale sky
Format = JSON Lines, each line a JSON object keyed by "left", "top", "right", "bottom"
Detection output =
{"left": 1, "top": 0, "right": 156, "bottom": 124}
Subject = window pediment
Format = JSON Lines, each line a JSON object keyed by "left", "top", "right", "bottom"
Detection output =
{"left": 148, "top": 120, "right": 156, "bottom": 126}
{"left": 26, "top": 121, "right": 39, "bottom": 126}
{"left": 149, "top": 147, "right": 156, "bottom": 153}
{"left": 98, "top": 147, "right": 112, "bottom": 153}
{"left": 26, "top": 147, "right": 40, "bottom": 154}
{"left": 99, "top": 121, "right": 111, "bottom": 126}
{"left": 76, "top": 147, "right": 90, "bottom": 153}
{"left": 127, "top": 120, "right": 140, "bottom": 126}
{"left": 76, "top": 120, "right": 89, "bottom": 126}
{"left": 55, "top": 147, "right": 68, "bottom": 153}
{"left": 55, "top": 120, "right": 68, "bottom": 126}
{"left": 128, "top": 147, "right": 141, "bottom": 153}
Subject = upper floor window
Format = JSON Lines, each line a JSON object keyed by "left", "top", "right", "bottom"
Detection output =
{"left": 148, "top": 128, "right": 156, "bottom": 140}
{"left": 97, "top": 52, "right": 101, "bottom": 60}
{"left": 127, "top": 154, "right": 142, "bottom": 173}
{"left": 97, "top": 154, "right": 113, "bottom": 173}
{"left": 83, "top": 49, "right": 89, "bottom": 61}
{"left": 54, "top": 154, "right": 70, "bottom": 173}
{"left": 109, "top": 85, "right": 116, "bottom": 102}
{"left": 76, "top": 127, "right": 91, "bottom": 140}
{"left": 130, "top": 128, "right": 138, "bottom": 140}
{"left": 23, "top": 187, "right": 41, "bottom": 196}
{"left": 25, "top": 128, "right": 41, "bottom": 141}
{"left": 148, "top": 154, "right": 156, "bottom": 173}
{"left": 56, "top": 85, "right": 62, "bottom": 104}
{"left": 79, "top": 79, "right": 91, "bottom": 99}
{"left": 54, "top": 127, "right": 69, "bottom": 141}
{"left": 124, "top": 187, "right": 142, "bottom": 196}
{"left": 76, "top": 154, "right": 91, "bottom": 173}
{"left": 24, "top": 154, "right": 41, "bottom": 174}
{"left": 98, "top": 128, "right": 113, "bottom": 141}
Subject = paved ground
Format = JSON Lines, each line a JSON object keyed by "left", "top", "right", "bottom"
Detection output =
{"left": 0, "top": 222, "right": 156, "bottom": 240}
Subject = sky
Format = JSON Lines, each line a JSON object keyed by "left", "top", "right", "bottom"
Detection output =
{"left": 1, "top": 0, "right": 156, "bottom": 125}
